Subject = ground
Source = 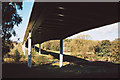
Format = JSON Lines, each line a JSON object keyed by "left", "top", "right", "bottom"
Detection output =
{"left": 2, "top": 44, "right": 120, "bottom": 78}
{"left": 2, "top": 62, "right": 119, "bottom": 78}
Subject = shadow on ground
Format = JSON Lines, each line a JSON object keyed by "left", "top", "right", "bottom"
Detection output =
{"left": 2, "top": 62, "right": 119, "bottom": 78}
{"left": 34, "top": 46, "right": 120, "bottom": 67}
{"left": 2, "top": 46, "right": 120, "bottom": 78}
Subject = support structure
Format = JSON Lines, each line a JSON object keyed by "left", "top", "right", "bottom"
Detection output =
{"left": 28, "top": 32, "right": 32, "bottom": 68}
{"left": 59, "top": 39, "right": 63, "bottom": 67}
{"left": 22, "top": 43, "right": 25, "bottom": 55}
{"left": 39, "top": 44, "right": 41, "bottom": 55}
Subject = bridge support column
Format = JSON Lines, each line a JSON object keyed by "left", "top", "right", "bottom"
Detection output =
{"left": 59, "top": 39, "right": 63, "bottom": 67}
{"left": 39, "top": 44, "right": 41, "bottom": 55}
{"left": 22, "top": 43, "right": 25, "bottom": 55}
{"left": 28, "top": 32, "right": 32, "bottom": 68}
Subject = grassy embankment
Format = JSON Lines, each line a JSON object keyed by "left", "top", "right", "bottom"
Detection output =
{"left": 3, "top": 42, "right": 70, "bottom": 67}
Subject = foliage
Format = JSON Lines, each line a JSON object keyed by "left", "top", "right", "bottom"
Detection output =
{"left": 3, "top": 58, "right": 15, "bottom": 63}
{"left": 110, "top": 39, "right": 120, "bottom": 63}
{"left": 2, "top": 2, "right": 23, "bottom": 41}
{"left": 63, "top": 39, "right": 72, "bottom": 42}
{"left": 2, "top": 40, "right": 14, "bottom": 62}
{"left": 14, "top": 49, "right": 21, "bottom": 62}
{"left": 33, "top": 55, "right": 54, "bottom": 65}
{"left": 37, "top": 35, "right": 120, "bottom": 64}
{"left": 42, "top": 40, "right": 60, "bottom": 51}
{"left": 95, "top": 40, "right": 111, "bottom": 57}
{"left": 76, "top": 34, "right": 92, "bottom": 40}
{"left": 94, "top": 39, "right": 120, "bottom": 63}
{"left": 3, "top": 43, "right": 24, "bottom": 63}
{"left": 3, "top": 35, "right": 120, "bottom": 64}
{"left": 51, "top": 61, "right": 70, "bottom": 67}
{"left": 69, "top": 35, "right": 97, "bottom": 58}
{"left": 2, "top": 2, "right": 23, "bottom": 61}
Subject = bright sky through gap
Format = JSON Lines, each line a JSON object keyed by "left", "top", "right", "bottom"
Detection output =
{"left": 10, "top": 1, "right": 119, "bottom": 43}
{"left": 66, "top": 22, "right": 118, "bottom": 41}
{"left": 10, "top": 0, "right": 34, "bottom": 42}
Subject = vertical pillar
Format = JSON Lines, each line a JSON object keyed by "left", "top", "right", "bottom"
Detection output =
{"left": 59, "top": 39, "right": 63, "bottom": 67}
{"left": 39, "top": 44, "right": 41, "bottom": 55}
{"left": 22, "top": 43, "right": 25, "bottom": 55}
{"left": 28, "top": 32, "right": 32, "bottom": 68}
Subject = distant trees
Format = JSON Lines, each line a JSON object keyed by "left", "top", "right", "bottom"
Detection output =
{"left": 110, "top": 38, "right": 120, "bottom": 63}
{"left": 94, "top": 39, "right": 120, "bottom": 63}
{"left": 69, "top": 35, "right": 97, "bottom": 59}
{"left": 95, "top": 40, "right": 111, "bottom": 57}
{"left": 42, "top": 40, "right": 60, "bottom": 51}
{"left": 41, "top": 35, "right": 120, "bottom": 63}
{"left": 63, "top": 39, "right": 72, "bottom": 42}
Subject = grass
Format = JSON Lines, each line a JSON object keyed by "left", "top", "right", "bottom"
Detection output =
{"left": 3, "top": 43, "right": 119, "bottom": 78}
{"left": 34, "top": 44, "right": 120, "bottom": 64}
{"left": 45, "top": 49, "right": 71, "bottom": 55}
{"left": 35, "top": 43, "right": 71, "bottom": 55}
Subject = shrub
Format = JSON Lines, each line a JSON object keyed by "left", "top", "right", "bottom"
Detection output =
{"left": 33, "top": 55, "right": 50, "bottom": 64}
{"left": 4, "top": 58, "right": 15, "bottom": 63}
{"left": 14, "top": 49, "right": 21, "bottom": 62}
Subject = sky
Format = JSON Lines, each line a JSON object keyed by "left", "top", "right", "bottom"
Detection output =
{"left": 67, "top": 22, "right": 119, "bottom": 41}
{"left": 10, "top": 1, "right": 119, "bottom": 42}
{"left": 10, "top": 0, "right": 34, "bottom": 42}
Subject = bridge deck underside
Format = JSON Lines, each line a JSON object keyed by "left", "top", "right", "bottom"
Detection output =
{"left": 23, "top": 2, "right": 119, "bottom": 45}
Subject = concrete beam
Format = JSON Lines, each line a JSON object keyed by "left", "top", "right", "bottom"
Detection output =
{"left": 59, "top": 39, "right": 63, "bottom": 67}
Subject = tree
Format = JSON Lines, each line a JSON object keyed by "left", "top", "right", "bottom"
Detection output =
{"left": 69, "top": 34, "right": 95, "bottom": 58}
{"left": 63, "top": 39, "right": 72, "bottom": 42}
{"left": 42, "top": 40, "right": 60, "bottom": 51}
{"left": 2, "top": 2, "right": 23, "bottom": 41}
{"left": 2, "top": 2, "right": 23, "bottom": 61}
{"left": 94, "top": 40, "right": 112, "bottom": 61}
{"left": 76, "top": 34, "right": 92, "bottom": 40}
{"left": 110, "top": 38, "right": 120, "bottom": 63}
